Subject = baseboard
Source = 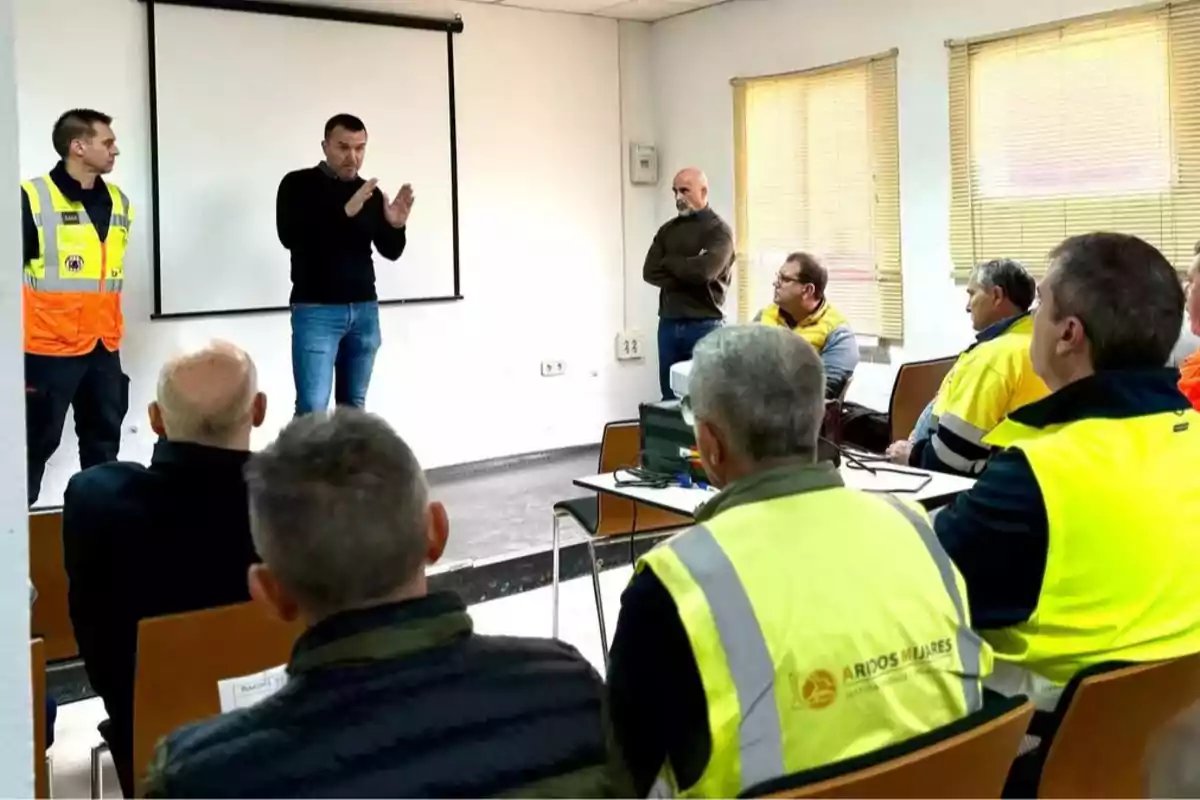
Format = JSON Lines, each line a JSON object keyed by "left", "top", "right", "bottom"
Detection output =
{"left": 425, "top": 443, "right": 600, "bottom": 483}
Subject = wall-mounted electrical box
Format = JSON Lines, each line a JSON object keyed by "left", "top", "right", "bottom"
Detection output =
{"left": 629, "top": 143, "right": 658, "bottom": 185}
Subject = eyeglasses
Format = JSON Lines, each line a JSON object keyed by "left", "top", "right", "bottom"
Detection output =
{"left": 774, "top": 274, "right": 804, "bottom": 286}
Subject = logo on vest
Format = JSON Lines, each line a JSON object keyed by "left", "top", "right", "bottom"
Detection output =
{"left": 834, "top": 638, "right": 955, "bottom": 699}
{"left": 791, "top": 669, "right": 838, "bottom": 710}
{"left": 60, "top": 211, "right": 80, "bottom": 225}
{"left": 65, "top": 255, "right": 85, "bottom": 273}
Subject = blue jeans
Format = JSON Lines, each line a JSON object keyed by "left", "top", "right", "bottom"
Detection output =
{"left": 291, "top": 302, "right": 382, "bottom": 415}
{"left": 657, "top": 318, "right": 722, "bottom": 399}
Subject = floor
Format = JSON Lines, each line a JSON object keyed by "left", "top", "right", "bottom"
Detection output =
{"left": 430, "top": 448, "right": 598, "bottom": 564}
{"left": 49, "top": 566, "right": 634, "bottom": 798}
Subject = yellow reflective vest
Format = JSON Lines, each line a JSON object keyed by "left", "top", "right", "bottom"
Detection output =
{"left": 22, "top": 174, "right": 131, "bottom": 356}
{"left": 638, "top": 465, "right": 991, "bottom": 797}
{"left": 758, "top": 301, "right": 848, "bottom": 352}
{"left": 925, "top": 314, "right": 1049, "bottom": 474}
{"left": 982, "top": 402, "right": 1200, "bottom": 684}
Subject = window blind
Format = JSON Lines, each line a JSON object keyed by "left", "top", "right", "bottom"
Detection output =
{"left": 949, "top": 1, "right": 1200, "bottom": 280}
{"left": 732, "top": 50, "right": 903, "bottom": 339}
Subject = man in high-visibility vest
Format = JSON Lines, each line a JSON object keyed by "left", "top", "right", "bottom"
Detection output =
{"left": 606, "top": 324, "right": 991, "bottom": 799}
{"left": 752, "top": 252, "right": 859, "bottom": 400}
{"left": 934, "top": 232, "right": 1200, "bottom": 713}
{"left": 886, "top": 258, "right": 1049, "bottom": 475}
{"left": 21, "top": 109, "right": 132, "bottom": 505}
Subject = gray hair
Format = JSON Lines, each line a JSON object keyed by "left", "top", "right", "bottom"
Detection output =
{"left": 244, "top": 408, "right": 429, "bottom": 618}
{"left": 689, "top": 325, "right": 825, "bottom": 462}
{"left": 970, "top": 258, "right": 1036, "bottom": 312}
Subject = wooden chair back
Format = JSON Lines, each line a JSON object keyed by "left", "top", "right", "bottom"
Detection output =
{"left": 822, "top": 377, "right": 854, "bottom": 444}
{"left": 888, "top": 356, "right": 957, "bottom": 442}
{"left": 132, "top": 601, "right": 304, "bottom": 793}
{"left": 748, "top": 695, "right": 1034, "bottom": 798}
{"left": 1039, "top": 653, "right": 1200, "bottom": 798}
{"left": 29, "top": 509, "right": 77, "bottom": 661}
{"left": 31, "top": 638, "right": 48, "bottom": 799}
{"left": 595, "top": 420, "right": 690, "bottom": 536}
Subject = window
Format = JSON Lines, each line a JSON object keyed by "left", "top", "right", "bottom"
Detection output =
{"left": 949, "top": 3, "right": 1200, "bottom": 279}
{"left": 732, "top": 51, "right": 902, "bottom": 339}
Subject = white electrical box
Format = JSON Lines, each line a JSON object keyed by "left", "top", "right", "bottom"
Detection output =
{"left": 629, "top": 143, "right": 658, "bottom": 185}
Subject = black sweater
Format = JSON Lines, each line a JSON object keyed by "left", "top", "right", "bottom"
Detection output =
{"left": 642, "top": 207, "right": 734, "bottom": 320}
{"left": 276, "top": 163, "right": 407, "bottom": 304}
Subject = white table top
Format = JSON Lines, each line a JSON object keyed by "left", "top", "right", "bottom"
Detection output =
{"left": 573, "top": 463, "right": 975, "bottom": 518}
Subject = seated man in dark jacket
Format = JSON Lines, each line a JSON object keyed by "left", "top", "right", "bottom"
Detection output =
{"left": 141, "top": 408, "right": 628, "bottom": 799}
{"left": 64, "top": 341, "right": 266, "bottom": 797}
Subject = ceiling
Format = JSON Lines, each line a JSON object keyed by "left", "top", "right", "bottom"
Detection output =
{"left": 302, "top": 0, "right": 730, "bottom": 23}
{"left": 477, "top": 0, "right": 729, "bottom": 21}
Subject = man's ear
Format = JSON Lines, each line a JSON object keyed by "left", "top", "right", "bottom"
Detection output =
{"left": 425, "top": 501, "right": 449, "bottom": 567}
{"left": 248, "top": 563, "right": 300, "bottom": 623}
{"left": 989, "top": 286, "right": 1006, "bottom": 307}
{"left": 1058, "top": 316, "right": 1088, "bottom": 356}
{"left": 148, "top": 401, "right": 166, "bottom": 438}
{"left": 251, "top": 391, "right": 267, "bottom": 428}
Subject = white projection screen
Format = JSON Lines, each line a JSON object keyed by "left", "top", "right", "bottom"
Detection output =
{"left": 147, "top": 0, "right": 462, "bottom": 317}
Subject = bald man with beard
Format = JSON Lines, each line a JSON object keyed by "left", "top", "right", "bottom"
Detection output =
{"left": 62, "top": 341, "right": 267, "bottom": 797}
{"left": 644, "top": 167, "right": 735, "bottom": 399}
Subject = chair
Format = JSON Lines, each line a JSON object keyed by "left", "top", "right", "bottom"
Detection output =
{"left": 1033, "top": 653, "right": 1200, "bottom": 798}
{"left": 551, "top": 420, "right": 690, "bottom": 654}
{"left": 30, "top": 509, "right": 77, "bottom": 662}
{"left": 822, "top": 377, "right": 854, "bottom": 444}
{"left": 743, "top": 693, "right": 1034, "bottom": 798}
{"left": 32, "top": 638, "right": 49, "bottom": 799}
{"left": 89, "top": 601, "right": 304, "bottom": 798}
{"left": 887, "top": 356, "right": 957, "bottom": 443}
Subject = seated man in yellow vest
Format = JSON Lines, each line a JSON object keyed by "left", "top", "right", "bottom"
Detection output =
{"left": 934, "top": 232, "right": 1200, "bottom": 713}
{"left": 606, "top": 324, "right": 991, "bottom": 799}
{"left": 887, "top": 258, "right": 1049, "bottom": 476}
{"left": 753, "top": 252, "right": 858, "bottom": 399}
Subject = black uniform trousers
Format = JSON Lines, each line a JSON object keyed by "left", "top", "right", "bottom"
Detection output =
{"left": 26, "top": 342, "right": 129, "bottom": 506}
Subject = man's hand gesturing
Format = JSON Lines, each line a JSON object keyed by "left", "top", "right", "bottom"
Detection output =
{"left": 382, "top": 183, "right": 415, "bottom": 228}
{"left": 344, "top": 178, "right": 378, "bottom": 218}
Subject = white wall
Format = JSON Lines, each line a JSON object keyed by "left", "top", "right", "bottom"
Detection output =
{"left": 651, "top": 0, "right": 1146, "bottom": 363}
{"left": 15, "top": 0, "right": 661, "bottom": 504}
{"left": 0, "top": 0, "right": 34, "bottom": 792}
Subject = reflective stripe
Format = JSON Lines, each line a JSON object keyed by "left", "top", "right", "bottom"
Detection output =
{"left": 27, "top": 176, "right": 126, "bottom": 294}
{"left": 939, "top": 412, "right": 989, "bottom": 447}
{"left": 880, "top": 495, "right": 984, "bottom": 713}
{"left": 931, "top": 433, "right": 986, "bottom": 475}
{"left": 669, "top": 526, "right": 784, "bottom": 792}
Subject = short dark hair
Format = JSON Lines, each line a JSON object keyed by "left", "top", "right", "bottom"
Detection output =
{"left": 1047, "top": 232, "right": 1184, "bottom": 370}
{"left": 244, "top": 408, "right": 429, "bottom": 618}
{"left": 785, "top": 252, "right": 828, "bottom": 300}
{"left": 972, "top": 258, "right": 1037, "bottom": 312}
{"left": 323, "top": 113, "right": 366, "bottom": 140}
{"left": 51, "top": 109, "right": 112, "bottom": 158}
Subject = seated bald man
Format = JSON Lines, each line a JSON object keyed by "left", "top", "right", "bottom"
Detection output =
{"left": 63, "top": 341, "right": 266, "bottom": 797}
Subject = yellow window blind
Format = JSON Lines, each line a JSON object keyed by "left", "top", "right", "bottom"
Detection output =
{"left": 732, "top": 50, "right": 903, "bottom": 339}
{"left": 949, "top": 1, "right": 1200, "bottom": 280}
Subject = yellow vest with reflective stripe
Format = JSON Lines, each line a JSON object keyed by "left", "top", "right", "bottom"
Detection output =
{"left": 638, "top": 485, "right": 990, "bottom": 797}
{"left": 929, "top": 315, "right": 1049, "bottom": 471}
{"left": 22, "top": 175, "right": 131, "bottom": 356}
{"left": 759, "top": 301, "right": 848, "bottom": 352}
{"left": 982, "top": 408, "right": 1200, "bottom": 684}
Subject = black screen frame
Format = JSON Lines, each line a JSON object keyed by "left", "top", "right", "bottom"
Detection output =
{"left": 138, "top": 0, "right": 465, "bottom": 320}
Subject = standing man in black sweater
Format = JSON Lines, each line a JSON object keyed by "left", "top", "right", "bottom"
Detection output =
{"left": 276, "top": 114, "right": 414, "bottom": 415}
{"left": 643, "top": 167, "right": 735, "bottom": 400}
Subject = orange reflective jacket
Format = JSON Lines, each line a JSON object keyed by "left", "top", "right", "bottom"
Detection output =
{"left": 22, "top": 175, "right": 131, "bottom": 356}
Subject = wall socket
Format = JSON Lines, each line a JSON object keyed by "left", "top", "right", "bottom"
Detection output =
{"left": 540, "top": 359, "right": 565, "bottom": 377}
{"left": 615, "top": 330, "right": 646, "bottom": 361}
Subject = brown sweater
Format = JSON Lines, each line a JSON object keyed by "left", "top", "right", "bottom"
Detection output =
{"left": 642, "top": 207, "right": 734, "bottom": 320}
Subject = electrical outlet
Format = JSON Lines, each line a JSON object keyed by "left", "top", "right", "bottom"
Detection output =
{"left": 615, "top": 330, "right": 646, "bottom": 361}
{"left": 540, "top": 359, "right": 566, "bottom": 377}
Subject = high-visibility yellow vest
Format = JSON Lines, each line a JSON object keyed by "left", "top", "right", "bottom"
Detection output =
{"left": 759, "top": 301, "right": 848, "bottom": 352}
{"left": 928, "top": 314, "right": 1049, "bottom": 472}
{"left": 983, "top": 406, "right": 1200, "bottom": 684}
{"left": 639, "top": 477, "right": 990, "bottom": 797}
{"left": 23, "top": 175, "right": 131, "bottom": 356}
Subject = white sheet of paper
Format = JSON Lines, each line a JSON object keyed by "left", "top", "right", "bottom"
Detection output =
{"left": 217, "top": 664, "right": 288, "bottom": 713}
